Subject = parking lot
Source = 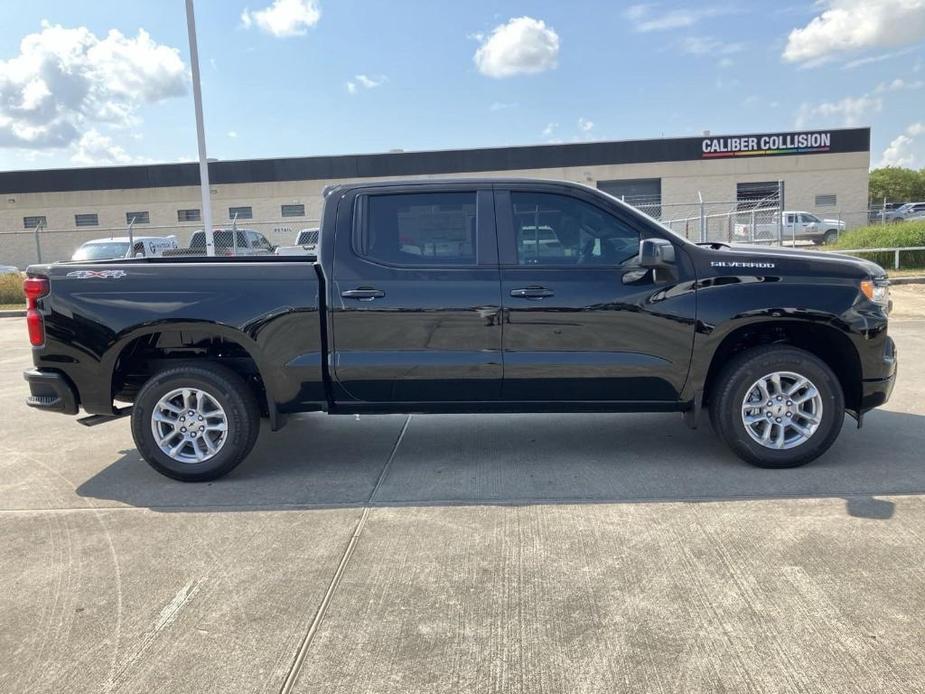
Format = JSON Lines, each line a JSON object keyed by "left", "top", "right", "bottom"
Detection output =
{"left": 1, "top": 289, "right": 924, "bottom": 694}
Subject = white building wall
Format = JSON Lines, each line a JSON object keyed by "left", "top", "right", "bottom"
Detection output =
{"left": 0, "top": 150, "right": 869, "bottom": 269}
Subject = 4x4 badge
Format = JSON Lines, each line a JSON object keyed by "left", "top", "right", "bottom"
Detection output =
{"left": 66, "top": 270, "right": 127, "bottom": 279}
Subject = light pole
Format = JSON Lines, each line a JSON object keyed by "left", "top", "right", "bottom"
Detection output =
{"left": 185, "top": 0, "right": 215, "bottom": 256}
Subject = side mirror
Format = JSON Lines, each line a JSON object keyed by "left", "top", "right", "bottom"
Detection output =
{"left": 638, "top": 238, "right": 676, "bottom": 268}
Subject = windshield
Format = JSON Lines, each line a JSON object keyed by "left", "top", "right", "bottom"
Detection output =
{"left": 72, "top": 242, "right": 130, "bottom": 261}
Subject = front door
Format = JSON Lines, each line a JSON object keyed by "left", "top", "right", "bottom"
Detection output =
{"left": 496, "top": 185, "right": 696, "bottom": 402}
{"left": 330, "top": 185, "right": 502, "bottom": 403}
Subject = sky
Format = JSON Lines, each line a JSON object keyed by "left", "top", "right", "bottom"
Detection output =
{"left": 0, "top": 0, "right": 924, "bottom": 172}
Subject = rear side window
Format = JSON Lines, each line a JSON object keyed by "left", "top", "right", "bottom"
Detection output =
{"left": 511, "top": 192, "right": 640, "bottom": 266}
{"left": 358, "top": 192, "right": 477, "bottom": 265}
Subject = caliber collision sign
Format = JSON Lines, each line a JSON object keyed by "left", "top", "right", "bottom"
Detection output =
{"left": 702, "top": 131, "right": 832, "bottom": 159}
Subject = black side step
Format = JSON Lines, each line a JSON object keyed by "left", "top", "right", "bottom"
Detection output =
{"left": 78, "top": 406, "right": 133, "bottom": 427}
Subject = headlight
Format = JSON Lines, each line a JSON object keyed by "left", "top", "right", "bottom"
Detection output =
{"left": 860, "top": 278, "right": 891, "bottom": 312}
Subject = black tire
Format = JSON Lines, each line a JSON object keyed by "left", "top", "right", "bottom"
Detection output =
{"left": 710, "top": 346, "right": 844, "bottom": 468}
{"left": 131, "top": 363, "right": 260, "bottom": 481}
{"left": 823, "top": 230, "right": 838, "bottom": 245}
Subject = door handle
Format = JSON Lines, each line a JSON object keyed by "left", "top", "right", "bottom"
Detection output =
{"left": 341, "top": 288, "right": 385, "bottom": 301}
{"left": 510, "top": 287, "right": 554, "bottom": 299}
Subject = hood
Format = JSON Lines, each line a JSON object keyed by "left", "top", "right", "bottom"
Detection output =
{"left": 702, "top": 243, "right": 886, "bottom": 279}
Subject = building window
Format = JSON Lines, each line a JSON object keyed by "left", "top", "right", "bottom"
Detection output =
{"left": 23, "top": 215, "right": 46, "bottom": 229}
{"left": 178, "top": 209, "right": 201, "bottom": 222}
{"left": 597, "top": 178, "right": 662, "bottom": 219}
{"left": 737, "top": 181, "right": 782, "bottom": 206}
{"left": 358, "top": 192, "right": 477, "bottom": 265}
{"left": 126, "top": 211, "right": 150, "bottom": 224}
{"left": 229, "top": 206, "right": 253, "bottom": 220}
{"left": 281, "top": 203, "right": 305, "bottom": 217}
{"left": 815, "top": 194, "right": 837, "bottom": 207}
{"left": 75, "top": 213, "right": 99, "bottom": 227}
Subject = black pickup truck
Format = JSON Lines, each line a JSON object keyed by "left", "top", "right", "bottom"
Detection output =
{"left": 23, "top": 179, "right": 896, "bottom": 481}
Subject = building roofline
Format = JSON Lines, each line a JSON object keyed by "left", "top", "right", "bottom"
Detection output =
{"left": 0, "top": 127, "right": 871, "bottom": 195}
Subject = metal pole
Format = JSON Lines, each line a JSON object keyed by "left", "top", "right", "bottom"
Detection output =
{"left": 33, "top": 221, "right": 42, "bottom": 264}
{"left": 698, "top": 192, "right": 705, "bottom": 243}
{"left": 777, "top": 181, "right": 784, "bottom": 246}
{"left": 128, "top": 216, "right": 135, "bottom": 256}
{"left": 185, "top": 0, "right": 214, "bottom": 256}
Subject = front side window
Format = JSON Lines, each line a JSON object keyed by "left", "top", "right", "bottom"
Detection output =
{"left": 511, "top": 192, "right": 640, "bottom": 266}
{"left": 359, "top": 192, "right": 477, "bottom": 265}
{"left": 801, "top": 214, "right": 821, "bottom": 223}
{"left": 249, "top": 232, "right": 272, "bottom": 250}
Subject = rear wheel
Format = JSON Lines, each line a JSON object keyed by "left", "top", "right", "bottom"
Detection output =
{"left": 710, "top": 346, "right": 844, "bottom": 468}
{"left": 131, "top": 363, "right": 260, "bottom": 481}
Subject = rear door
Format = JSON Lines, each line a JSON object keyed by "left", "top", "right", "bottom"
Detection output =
{"left": 330, "top": 184, "right": 502, "bottom": 403}
{"left": 496, "top": 184, "right": 696, "bottom": 403}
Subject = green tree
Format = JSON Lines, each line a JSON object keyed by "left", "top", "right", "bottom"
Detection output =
{"left": 869, "top": 166, "right": 925, "bottom": 204}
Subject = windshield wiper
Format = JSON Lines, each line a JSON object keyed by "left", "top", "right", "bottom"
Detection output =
{"left": 695, "top": 241, "right": 731, "bottom": 249}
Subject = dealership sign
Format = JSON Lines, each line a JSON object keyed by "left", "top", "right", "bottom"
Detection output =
{"left": 702, "top": 131, "right": 832, "bottom": 159}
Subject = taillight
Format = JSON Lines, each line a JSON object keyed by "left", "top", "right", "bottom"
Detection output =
{"left": 23, "top": 277, "right": 49, "bottom": 346}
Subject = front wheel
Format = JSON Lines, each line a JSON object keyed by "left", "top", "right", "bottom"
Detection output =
{"left": 131, "top": 363, "right": 260, "bottom": 481}
{"left": 710, "top": 346, "right": 844, "bottom": 468}
{"left": 823, "top": 230, "right": 838, "bottom": 245}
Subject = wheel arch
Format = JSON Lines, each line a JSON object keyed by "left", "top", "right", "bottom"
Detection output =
{"left": 702, "top": 319, "right": 863, "bottom": 415}
{"left": 104, "top": 321, "right": 280, "bottom": 428}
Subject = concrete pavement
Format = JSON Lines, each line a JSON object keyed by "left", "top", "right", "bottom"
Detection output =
{"left": 1, "top": 289, "right": 924, "bottom": 693}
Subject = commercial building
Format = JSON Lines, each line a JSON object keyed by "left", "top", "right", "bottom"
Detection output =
{"left": 0, "top": 127, "right": 870, "bottom": 267}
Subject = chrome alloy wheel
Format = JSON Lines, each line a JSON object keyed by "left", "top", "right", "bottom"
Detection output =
{"left": 151, "top": 388, "right": 228, "bottom": 464}
{"left": 741, "top": 371, "right": 823, "bottom": 450}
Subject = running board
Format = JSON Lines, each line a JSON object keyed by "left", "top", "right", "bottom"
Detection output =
{"left": 78, "top": 406, "right": 133, "bottom": 427}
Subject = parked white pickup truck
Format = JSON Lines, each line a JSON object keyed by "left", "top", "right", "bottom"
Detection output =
{"left": 735, "top": 211, "right": 845, "bottom": 245}
{"left": 275, "top": 228, "right": 319, "bottom": 257}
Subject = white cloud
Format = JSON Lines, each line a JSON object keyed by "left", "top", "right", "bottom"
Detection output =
{"left": 624, "top": 4, "right": 730, "bottom": 32}
{"left": 783, "top": 0, "right": 925, "bottom": 65}
{"left": 346, "top": 74, "right": 386, "bottom": 94}
{"left": 578, "top": 117, "right": 594, "bottom": 132}
{"left": 542, "top": 122, "right": 558, "bottom": 136}
{"left": 874, "top": 77, "right": 924, "bottom": 92}
{"left": 879, "top": 121, "right": 925, "bottom": 167}
{"left": 227, "top": 130, "right": 238, "bottom": 138}
{"left": 794, "top": 95, "right": 882, "bottom": 128}
{"left": 70, "top": 129, "right": 136, "bottom": 165}
{"left": 241, "top": 0, "right": 321, "bottom": 38}
{"left": 680, "top": 36, "right": 745, "bottom": 56}
{"left": 489, "top": 101, "right": 516, "bottom": 111}
{"left": 473, "top": 17, "right": 559, "bottom": 78}
{"left": 0, "top": 22, "right": 186, "bottom": 150}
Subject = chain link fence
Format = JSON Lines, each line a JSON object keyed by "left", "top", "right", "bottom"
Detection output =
{"left": 1, "top": 218, "right": 321, "bottom": 268}
{"left": 0, "top": 196, "right": 904, "bottom": 269}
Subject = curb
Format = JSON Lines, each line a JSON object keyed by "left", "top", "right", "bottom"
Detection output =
{"left": 0, "top": 310, "right": 25, "bottom": 318}
{"left": 889, "top": 276, "right": 925, "bottom": 285}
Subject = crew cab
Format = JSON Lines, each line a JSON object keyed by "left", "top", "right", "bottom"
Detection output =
{"left": 23, "top": 179, "right": 896, "bottom": 481}
{"left": 735, "top": 211, "right": 845, "bottom": 245}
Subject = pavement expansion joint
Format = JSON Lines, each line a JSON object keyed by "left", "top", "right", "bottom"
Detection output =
{"left": 278, "top": 414, "right": 412, "bottom": 694}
